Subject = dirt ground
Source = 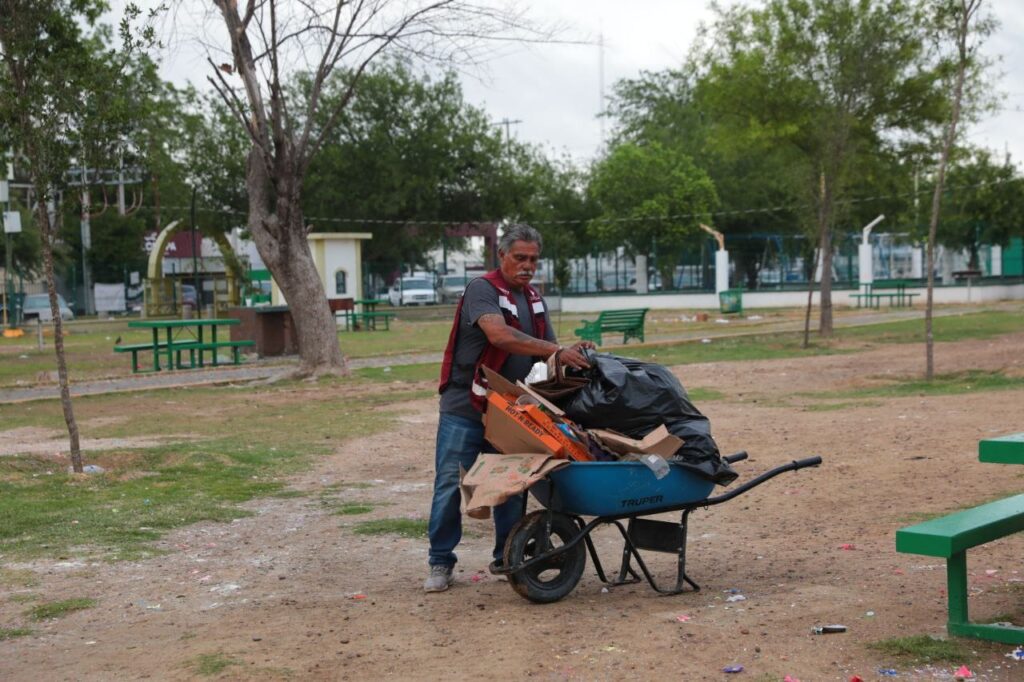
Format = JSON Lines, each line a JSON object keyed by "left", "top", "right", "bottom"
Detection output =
{"left": 2, "top": 333, "right": 1023, "bottom": 681}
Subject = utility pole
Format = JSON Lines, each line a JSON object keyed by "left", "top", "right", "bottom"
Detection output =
{"left": 598, "top": 29, "right": 606, "bottom": 147}
{"left": 190, "top": 185, "right": 201, "bottom": 318}
{"left": 493, "top": 118, "right": 522, "bottom": 159}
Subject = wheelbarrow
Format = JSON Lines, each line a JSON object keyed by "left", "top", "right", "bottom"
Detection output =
{"left": 492, "top": 452, "right": 823, "bottom": 603}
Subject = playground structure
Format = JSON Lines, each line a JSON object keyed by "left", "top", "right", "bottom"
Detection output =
{"left": 143, "top": 220, "right": 243, "bottom": 317}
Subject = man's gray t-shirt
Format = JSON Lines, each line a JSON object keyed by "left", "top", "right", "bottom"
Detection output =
{"left": 439, "top": 277, "right": 556, "bottom": 421}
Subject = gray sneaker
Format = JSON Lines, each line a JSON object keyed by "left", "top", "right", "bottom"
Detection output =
{"left": 423, "top": 564, "right": 454, "bottom": 593}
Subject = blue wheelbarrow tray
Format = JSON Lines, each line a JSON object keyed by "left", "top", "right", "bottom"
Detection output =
{"left": 530, "top": 461, "right": 716, "bottom": 517}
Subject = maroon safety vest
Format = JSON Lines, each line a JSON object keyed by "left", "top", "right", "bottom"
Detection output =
{"left": 438, "top": 269, "right": 547, "bottom": 412}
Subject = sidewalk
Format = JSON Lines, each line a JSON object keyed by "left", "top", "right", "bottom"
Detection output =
{"left": 0, "top": 304, "right": 1009, "bottom": 403}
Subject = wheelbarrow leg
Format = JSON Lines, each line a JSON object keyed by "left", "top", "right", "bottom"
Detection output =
{"left": 613, "top": 520, "right": 643, "bottom": 586}
{"left": 675, "top": 509, "right": 700, "bottom": 593}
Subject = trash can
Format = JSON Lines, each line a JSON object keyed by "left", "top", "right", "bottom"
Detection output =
{"left": 719, "top": 289, "right": 743, "bottom": 314}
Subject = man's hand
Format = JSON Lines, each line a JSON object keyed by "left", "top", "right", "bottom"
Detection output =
{"left": 554, "top": 343, "right": 591, "bottom": 370}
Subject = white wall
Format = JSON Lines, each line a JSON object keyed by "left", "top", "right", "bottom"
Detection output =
{"left": 322, "top": 240, "right": 361, "bottom": 298}
{"left": 560, "top": 282, "right": 1024, "bottom": 313}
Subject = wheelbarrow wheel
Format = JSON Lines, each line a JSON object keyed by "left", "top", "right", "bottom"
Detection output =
{"left": 503, "top": 510, "right": 586, "bottom": 604}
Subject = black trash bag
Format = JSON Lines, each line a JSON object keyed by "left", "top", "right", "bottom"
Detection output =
{"left": 556, "top": 351, "right": 737, "bottom": 485}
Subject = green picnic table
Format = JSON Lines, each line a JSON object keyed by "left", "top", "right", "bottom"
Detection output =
{"left": 979, "top": 433, "right": 1024, "bottom": 465}
{"left": 896, "top": 432, "right": 1024, "bottom": 645}
{"left": 116, "top": 318, "right": 253, "bottom": 373}
{"left": 339, "top": 298, "right": 396, "bottom": 331}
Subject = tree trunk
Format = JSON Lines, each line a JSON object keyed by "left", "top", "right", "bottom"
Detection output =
{"left": 926, "top": 2, "right": 972, "bottom": 381}
{"left": 817, "top": 174, "right": 835, "bottom": 337}
{"left": 802, "top": 246, "right": 820, "bottom": 349}
{"left": 35, "top": 196, "right": 83, "bottom": 473}
{"left": 244, "top": 148, "right": 345, "bottom": 377}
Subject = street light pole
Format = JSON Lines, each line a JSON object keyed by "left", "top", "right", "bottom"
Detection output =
{"left": 190, "top": 186, "right": 200, "bottom": 318}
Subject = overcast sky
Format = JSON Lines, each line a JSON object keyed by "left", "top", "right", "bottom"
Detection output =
{"left": 128, "top": 0, "right": 1024, "bottom": 168}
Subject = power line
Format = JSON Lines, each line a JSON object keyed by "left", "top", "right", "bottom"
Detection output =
{"left": 150, "top": 174, "right": 1024, "bottom": 229}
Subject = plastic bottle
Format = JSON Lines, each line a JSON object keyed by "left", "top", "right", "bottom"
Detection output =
{"left": 639, "top": 453, "right": 671, "bottom": 479}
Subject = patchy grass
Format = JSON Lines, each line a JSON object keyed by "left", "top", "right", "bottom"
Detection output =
{"left": 0, "top": 627, "right": 33, "bottom": 641}
{"left": 322, "top": 481, "right": 376, "bottom": 491}
{"left": 333, "top": 503, "right": 376, "bottom": 516}
{"left": 8, "top": 593, "right": 40, "bottom": 604}
{"left": 0, "top": 568, "right": 40, "bottom": 588}
{"left": 0, "top": 379, "right": 429, "bottom": 561}
{"left": 190, "top": 652, "right": 243, "bottom": 676}
{"left": 800, "top": 400, "right": 884, "bottom": 412}
{"left": 841, "top": 309, "right": 1024, "bottom": 345}
{"left": 0, "top": 439, "right": 309, "bottom": 561}
{"left": 356, "top": 364, "right": 439, "bottom": 383}
{"left": 686, "top": 387, "right": 726, "bottom": 402}
{"left": 26, "top": 597, "right": 96, "bottom": 621}
{"left": 353, "top": 518, "right": 429, "bottom": 538}
{"left": 625, "top": 333, "right": 843, "bottom": 366}
{"left": 868, "top": 635, "right": 973, "bottom": 664}
{"left": 830, "top": 370, "right": 1024, "bottom": 399}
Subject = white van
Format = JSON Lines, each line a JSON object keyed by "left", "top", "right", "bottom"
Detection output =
{"left": 388, "top": 276, "right": 438, "bottom": 306}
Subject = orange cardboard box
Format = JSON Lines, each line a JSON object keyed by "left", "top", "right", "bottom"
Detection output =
{"left": 518, "top": 403, "right": 593, "bottom": 461}
{"left": 484, "top": 392, "right": 567, "bottom": 457}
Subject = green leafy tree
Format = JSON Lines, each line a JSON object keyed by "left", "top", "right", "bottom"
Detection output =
{"left": 937, "top": 148, "right": 1024, "bottom": 268}
{"left": 608, "top": 66, "right": 804, "bottom": 290}
{"left": 700, "top": 0, "right": 948, "bottom": 335}
{"left": 302, "top": 61, "right": 514, "bottom": 281}
{"left": 0, "top": 0, "right": 155, "bottom": 471}
{"left": 588, "top": 141, "right": 718, "bottom": 289}
{"left": 924, "top": 0, "right": 998, "bottom": 379}
{"left": 517, "top": 152, "right": 596, "bottom": 293}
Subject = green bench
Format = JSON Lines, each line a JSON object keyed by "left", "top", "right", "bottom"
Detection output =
{"left": 851, "top": 281, "right": 919, "bottom": 309}
{"left": 114, "top": 339, "right": 254, "bottom": 372}
{"left": 574, "top": 308, "right": 649, "bottom": 346}
{"left": 896, "top": 434, "right": 1024, "bottom": 647}
{"left": 113, "top": 341, "right": 203, "bottom": 373}
{"left": 338, "top": 310, "right": 397, "bottom": 331}
{"left": 176, "top": 340, "right": 255, "bottom": 368}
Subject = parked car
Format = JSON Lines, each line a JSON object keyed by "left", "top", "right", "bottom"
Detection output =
{"left": 387, "top": 277, "right": 438, "bottom": 306}
{"left": 181, "top": 284, "right": 199, "bottom": 307}
{"left": 437, "top": 274, "right": 473, "bottom": 304}
{"left": 22, "top": 293, "right": 75, "bottom": 322}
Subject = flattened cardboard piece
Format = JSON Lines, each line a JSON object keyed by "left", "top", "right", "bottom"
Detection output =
{"left": 459, "top": 464, "right": 491, "bottom": 520}
{"left": 515, "top": 380, "right": 566, "bottom": 416}
{"left": 481, "top": 365, "right": 519, "bottom": 396}
{"left": 484, "top": 392, "right": 565, "bottom": 457}
{"left": 479, "top": 365, "right": 566, "bottom": 416}
{"left": 461, "top": 453, "right": 569, "bottom": 515}
{"left": 588, "top": 424, "right": 684, "bottom": 460}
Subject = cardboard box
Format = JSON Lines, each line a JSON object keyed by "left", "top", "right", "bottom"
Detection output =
{"left": 588, "top": 424, "right": 684, "bottom": 460}
{"left": 484, "top": 392, "right": 567, "bottom": 457}
{"left": 481, "top": 366, "right": 565, "bottom": 416}
{"left": 460, "top": 453, "right": 570, "bottom": 517}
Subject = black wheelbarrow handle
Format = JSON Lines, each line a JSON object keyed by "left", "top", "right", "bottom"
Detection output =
{"left": 699, "top": 455, "right": 823, "bottom": 508}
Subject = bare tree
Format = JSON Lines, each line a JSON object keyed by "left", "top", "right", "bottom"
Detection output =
{"left": 206, "top": 0, "right": 544, "bottom": 377}
{"left": 924, "top": 0, "right": 994, "bottom": 380}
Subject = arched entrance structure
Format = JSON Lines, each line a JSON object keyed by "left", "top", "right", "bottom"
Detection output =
{"left": 143, "top": 220, "right": 243, "bottom": 317}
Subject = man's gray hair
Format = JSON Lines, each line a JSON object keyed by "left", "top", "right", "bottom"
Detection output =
{"left": 498, "top": 224, "right": 543, "bottom": 253}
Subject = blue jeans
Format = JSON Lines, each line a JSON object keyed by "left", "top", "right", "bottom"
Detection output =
{"left": 427, "top": 412, "right": 525, "bottom": 567}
